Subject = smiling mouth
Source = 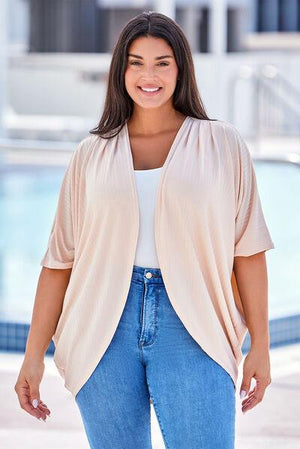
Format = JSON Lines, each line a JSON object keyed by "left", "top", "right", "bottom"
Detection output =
{"left": 137, "top": 86, "right": 163, "bottom": 94}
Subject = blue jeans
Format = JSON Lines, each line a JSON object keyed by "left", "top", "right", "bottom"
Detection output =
{"left": 75, "top": 265, "right": 236, "bottom": 448}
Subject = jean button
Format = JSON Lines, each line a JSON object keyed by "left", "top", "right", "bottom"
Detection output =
{"left": 145, "top": 272, "right": 152, "bottom": 279}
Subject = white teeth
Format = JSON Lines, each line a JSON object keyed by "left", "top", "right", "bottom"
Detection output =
{"left": 140, "top": 87, "right": 160, "bottom": 92}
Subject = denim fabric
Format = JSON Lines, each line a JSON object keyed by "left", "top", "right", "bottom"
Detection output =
{"left": 75, "top": 265, "right": 236, "bottom": 448}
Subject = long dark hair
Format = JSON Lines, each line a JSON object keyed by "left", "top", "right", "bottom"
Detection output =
{"left": 89, "top": 11, "right": 216, "bottom": 139}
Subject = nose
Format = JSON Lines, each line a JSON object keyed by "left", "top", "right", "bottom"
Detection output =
{"left": 140, "top": 65, "right": 157, "bottom": 78}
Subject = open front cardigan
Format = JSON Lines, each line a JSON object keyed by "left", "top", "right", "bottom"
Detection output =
{"left": 40, "top": 116, "right": 275, "bottom": 397}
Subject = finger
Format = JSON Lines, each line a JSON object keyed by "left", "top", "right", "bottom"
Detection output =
{"left": 241, "top": 388, "right": 256, "bottom": 404}
{"left": 241, "top": 376, "right": 267, "bottom": 404}
{"left": 242, "top": 389, "right": 264, "bottom": 411}
{"left": 38, "top": 402, "right": 49, "bottom": 410}
{"left": 240, "top": 376, "right": 252, "bottom": 399}
{"left": 17, "top": 384, "right": 45, "bottom": 419}
{"left": 33, "top": 401, "right": 49, "bottom": 419}
{"left": 241, "top": 385, "right": 259, "bottom": 406}
{"left": 28, "top": 383, "right": 49, "bottom": 420}
{"left": 35, "top": 399, "right": 50, "bottom": 414}
{"left": 247, "top": 387, "right": 256, "bottom": 396}
{"left": 242, "top": 399, "right": 257, "bottom": 413}
{"left": 29, "top": 383, "right": 41, "bottom": 409}
{"left": 254, "top": 378, "right": 267, "bottom": 401}
{"left": 242, "top": 399, "right": 258, "bottom": 412}
{"left": 242, "top": 395, "right": 255, "bottom": 407}
{"left": 37, "top": 403, "right": 51, "bottom": 416}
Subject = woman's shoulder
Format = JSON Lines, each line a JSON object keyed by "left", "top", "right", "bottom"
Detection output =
{"left": 189, "top": 117, "right": 249, "bottom": 164}
{"left": 194, "top": 117, "right": 245, "bottom": 149}
{"left": 73, "top": 133, "right": 107, "bottom": 161}
{"left": 190, "top": 116, "right": 241, "bottom": 137}
{"left": 211, "top": 119, "right": 243, "bottom": 139}
{"left": 78, "top": 133, "right": 104, "bottom": 151}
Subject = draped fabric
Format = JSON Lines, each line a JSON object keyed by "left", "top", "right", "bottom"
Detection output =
{"left": 40, "top": 117, "right": 275, "bottom": 397}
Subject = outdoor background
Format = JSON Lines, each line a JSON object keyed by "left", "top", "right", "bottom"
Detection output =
{"left": 0, "top": 1, "right": 299, "bottom": 448}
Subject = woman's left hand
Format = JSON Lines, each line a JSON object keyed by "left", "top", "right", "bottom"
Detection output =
{"left": 239, "top": 346, "right": 272, "bottom": 414}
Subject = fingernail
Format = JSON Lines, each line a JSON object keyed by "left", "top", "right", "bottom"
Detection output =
{"left": 240, "top": 390, "right": 247, "bottom": 399}
{"left": 32, "top": 399, "right": 39, "bottom": 408}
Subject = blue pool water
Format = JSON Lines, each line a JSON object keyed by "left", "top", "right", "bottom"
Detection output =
{"left": 0, "top": 160, "right": 299, "bottom": 322}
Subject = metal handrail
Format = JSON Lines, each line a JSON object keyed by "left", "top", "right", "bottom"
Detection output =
{"left": 270, "top": 68, "right": 300, "bottom": 104}
{"left": 229, "top": 64, "right": 300, "bottom": 151}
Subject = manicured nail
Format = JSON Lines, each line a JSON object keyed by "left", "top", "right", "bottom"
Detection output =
{"left": 32, "top": 399, "right": 39, "bottom": 408}
{"left": 240, "top": 390, "right": 246, "bottom": 399}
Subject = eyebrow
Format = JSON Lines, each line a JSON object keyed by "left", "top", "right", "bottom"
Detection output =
{"left": 128, "top": 53, "right": 173, "bottom": 60}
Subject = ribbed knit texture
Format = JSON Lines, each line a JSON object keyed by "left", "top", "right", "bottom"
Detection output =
{"left": 40, "top": 117, "right": 275, "bottom": 397}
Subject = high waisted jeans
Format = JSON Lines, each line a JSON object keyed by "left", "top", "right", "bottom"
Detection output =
{"left": 75, "top": 265, "right": 236, "bottom": 449}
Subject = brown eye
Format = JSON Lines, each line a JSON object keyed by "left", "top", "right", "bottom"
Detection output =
{"left": 129, "top": 61, "right": 169, "bottom": 66}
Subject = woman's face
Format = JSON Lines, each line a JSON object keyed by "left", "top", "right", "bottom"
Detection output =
{"left": 124, "top": 36, "right": 179, "bottom": 110}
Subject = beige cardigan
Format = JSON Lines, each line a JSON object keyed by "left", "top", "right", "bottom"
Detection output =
{"left": 40, "top": 116, "right": 275, "bottom": 397}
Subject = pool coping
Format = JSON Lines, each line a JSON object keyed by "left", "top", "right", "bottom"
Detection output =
{"left": 1, "top": 313, "right": 300, "bottom": 354}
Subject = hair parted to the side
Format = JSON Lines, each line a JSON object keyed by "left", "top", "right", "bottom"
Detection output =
{"left": 89, "top": 10, "right": 216, "bottom": 139}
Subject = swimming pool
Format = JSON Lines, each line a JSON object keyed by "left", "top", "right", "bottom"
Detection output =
{"left": 0, "top": 158, "right": 298, "bottom": 323}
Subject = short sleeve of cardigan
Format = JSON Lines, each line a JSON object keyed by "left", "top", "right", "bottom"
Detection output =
{"left": 234, "top": 131, "right": 275, "bottom": 257}
{"left": 40, "top": 142, "right": 82, "bottom": 269}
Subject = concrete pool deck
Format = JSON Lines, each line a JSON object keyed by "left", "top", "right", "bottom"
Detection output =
{"left": 0, "top": 342, "right": 299, "bottom": 449}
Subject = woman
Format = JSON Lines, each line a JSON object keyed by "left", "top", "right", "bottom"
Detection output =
{"left": 14, "top": 11, "right": 274, "bottom": 449}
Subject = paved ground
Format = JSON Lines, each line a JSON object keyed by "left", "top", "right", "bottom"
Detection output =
{"left": 1, "top": 342, "right": 300, "bottom": 449}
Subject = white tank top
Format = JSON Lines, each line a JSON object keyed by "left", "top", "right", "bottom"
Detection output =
{"left": 133, "top": 166, "right": 163, "bottom": 268}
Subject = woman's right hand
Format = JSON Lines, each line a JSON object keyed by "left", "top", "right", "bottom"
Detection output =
{"left": 14, "top": 356, "right": 51, "bottom": 421}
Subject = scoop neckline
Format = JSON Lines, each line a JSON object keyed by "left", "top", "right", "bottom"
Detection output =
{"left": 134, "top": 166, "right": 164, "bottom": 171}
{"left": 125, "top": 116, "right": 190, "bottom": 175}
